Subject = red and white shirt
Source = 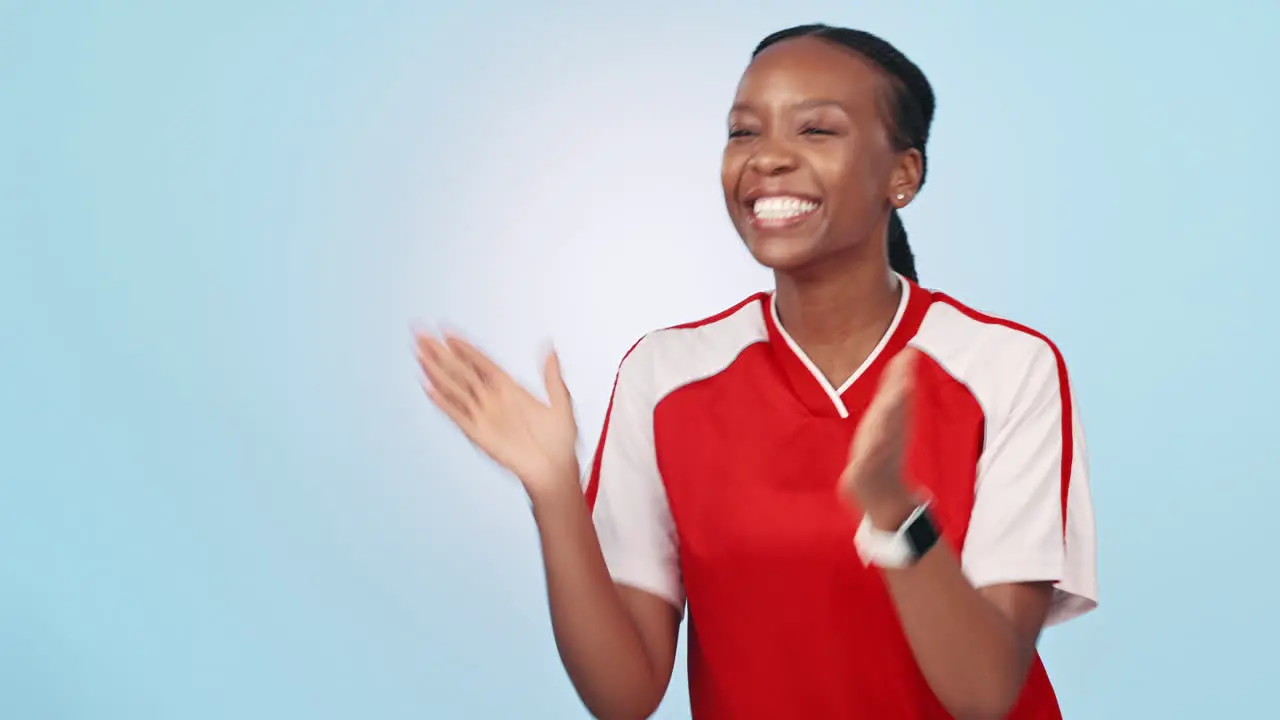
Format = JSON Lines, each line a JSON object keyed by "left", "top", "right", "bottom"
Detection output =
{"left": 584, "top": 277, "right": 1098, "bottom": 719}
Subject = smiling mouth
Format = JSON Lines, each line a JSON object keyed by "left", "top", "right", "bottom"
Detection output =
{"left": 747, "top": 195, "right": 821, "bottom": 229}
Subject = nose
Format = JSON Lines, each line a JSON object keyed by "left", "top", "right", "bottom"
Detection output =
{"left": 747, "top": 136, "right": 798, "bottom": 176}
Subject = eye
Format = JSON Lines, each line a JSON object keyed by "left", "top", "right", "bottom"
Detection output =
{"left": 728, "top": 128, "right": 756, "bottom": 139}
{"left": 801, "top": 126, "right": 837, "bottom": 136}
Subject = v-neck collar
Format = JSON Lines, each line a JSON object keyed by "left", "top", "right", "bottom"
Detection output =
{"left": 763, "top": 274, "right": 928, "bottom": 419}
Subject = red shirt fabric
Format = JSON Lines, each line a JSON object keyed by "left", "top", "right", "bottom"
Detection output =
{"left": 584, "top": 277, "right": 1098, "bottom": 719}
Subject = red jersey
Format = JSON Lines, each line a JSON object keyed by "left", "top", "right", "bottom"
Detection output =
{"left": 584, "top": 277, "right": 1098, "bottom": 719}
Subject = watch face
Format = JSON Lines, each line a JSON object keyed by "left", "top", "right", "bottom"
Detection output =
{"left": 904, "top": 507, "right": 940, "bottom": 557}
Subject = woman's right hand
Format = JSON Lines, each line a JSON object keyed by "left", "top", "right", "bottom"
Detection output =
{"left": 415, "top": 331, "right": 581, "bottom": 501}
{"left": 417, "top": 330, "right": 680, "bottom": 720}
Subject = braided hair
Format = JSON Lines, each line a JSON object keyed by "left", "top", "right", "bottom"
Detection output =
{"left": 752, "top": 25, "right": 935, "bottom": 283}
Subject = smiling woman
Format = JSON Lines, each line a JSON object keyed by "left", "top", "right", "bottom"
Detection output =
{"left": 416, "top": 23, "right": 1096, "bottom": 720}
{"left": 727, "top": 25, "right": 929, "bottom": 285}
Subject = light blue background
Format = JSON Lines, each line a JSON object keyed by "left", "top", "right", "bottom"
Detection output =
{"left": 2, "top": 2, "right": 1276, "bottom": 718}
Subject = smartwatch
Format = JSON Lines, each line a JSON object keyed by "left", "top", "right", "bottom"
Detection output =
{"left": 854, "top": 503, "right": 940, "bottom": 569}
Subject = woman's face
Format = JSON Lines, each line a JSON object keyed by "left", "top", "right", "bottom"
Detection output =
{"left": 721, "top": 37, "right": 913, "bottom": 275}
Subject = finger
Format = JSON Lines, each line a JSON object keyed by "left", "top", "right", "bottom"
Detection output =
{"left": 423, "top": 380, "right": 479, "bottom": 436}
{"left": 420, "top": 356, "right": 471, "bottom": 420}
{"left": 417, "top": 337, "right": 481, "bottom": 412}
{"left": 444, "top": 334, "right": 502, "bottom": 385}
{"left": 864, "top": 349, "right": 918, "bottom": 424}
{"left": 849, "top": 350, "right": 919, "bottom": 461}
{"left": 426, "top": 335, "right": 485, "bottom": 401}
{"left": 877, "top": 349, "right": 918, "bottom": 405}
{"left": 839, "top": 452, "right": 862, "bottom": 486}
{"left": 543, "top": 349, "right": 572, "bottom": 409}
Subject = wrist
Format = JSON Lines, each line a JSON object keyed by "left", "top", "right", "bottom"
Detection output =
{"left": 523, "top": 461, "right": 583, "bottom": 509}
{"left": 854, "top": 499, "right": 941, "bottom": 570}
{"left": 860, "top": 487, "right": 918, "bottom": 531}
{"left": 527, "top": 481, "right": 591, "bottom": 535}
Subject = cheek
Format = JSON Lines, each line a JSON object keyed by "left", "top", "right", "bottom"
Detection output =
{"left": 720, "top": 151, "right": 744, "bottom": 202}
{"left": 720, "top": 150, "right": 738, "bottom": 184}
{"left": 816, "top": 146, "right": 880, "bottom": 210}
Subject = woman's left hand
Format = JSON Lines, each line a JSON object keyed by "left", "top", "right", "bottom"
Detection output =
{"left": 838, "top": 348, "right": 919, "bottom": 527}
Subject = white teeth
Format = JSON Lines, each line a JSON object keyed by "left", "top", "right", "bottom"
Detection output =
{"left": 753, "top": 196, "right": 818, "bottom": 220}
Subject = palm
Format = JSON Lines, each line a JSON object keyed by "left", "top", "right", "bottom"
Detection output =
{"left": 416, "top": 332, "right": 579, "bottom": 495}
{"left": 841, "top": 349, "right": 916, "bottom": 508}
{"left": 466, "top": 375, "right": 576, "bottom": 482}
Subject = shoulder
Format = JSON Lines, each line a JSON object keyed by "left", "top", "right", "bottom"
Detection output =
{"left": 911, "top": 287, "right": 1070, "bottom": 413}
{"left": 913, "top": 287, "right": 1067, "bottom": 374}
{"left": 615, "top": 293, "right": 771, "bottom": 398}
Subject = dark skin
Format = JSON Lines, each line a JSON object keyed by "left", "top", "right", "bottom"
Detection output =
{"left": 724, "top": 37, "right": 1054, "bottom": 719}
{"left": 418, "top": 35, "right": 1053, "bottom": 720}
{"left": 723, "top": 38, "right": 914, "bottom": 386}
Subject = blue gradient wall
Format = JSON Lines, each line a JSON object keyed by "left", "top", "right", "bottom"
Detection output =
{"left": 2, "top": 2, "right": 1276, "bottom": 718}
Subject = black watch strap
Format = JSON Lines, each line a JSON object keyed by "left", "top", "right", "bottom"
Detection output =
{"left": 903, "top": 505, "right": 940, "bottom": 561}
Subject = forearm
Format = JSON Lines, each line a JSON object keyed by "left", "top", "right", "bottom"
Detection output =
{"left": 530, "top": 480, "right": 669, "bottom": 720}
{"left": 883, "top": 547, "right": 1029, "bottom": 718}
{"left": 870, "top": 503, "right": 1038, "bottom": 719}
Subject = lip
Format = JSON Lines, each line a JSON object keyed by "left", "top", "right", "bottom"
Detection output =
{"left": 741, "top": 188, "right": 822, "bottom": 205}
{"left": 742, "top": 190, "right": 823, "bottom": 231}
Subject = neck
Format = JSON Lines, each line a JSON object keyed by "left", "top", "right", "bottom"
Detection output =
{"left": 773, "top": 257, "right": 902, "bottom": 387}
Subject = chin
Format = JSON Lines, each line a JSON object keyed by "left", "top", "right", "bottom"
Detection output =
{"left": 741, "top": 228, "right": 826, "bottom": 272}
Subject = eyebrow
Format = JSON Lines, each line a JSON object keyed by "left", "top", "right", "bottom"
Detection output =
{"left": 729, "top": 99, "right": 849, "bottom": 114}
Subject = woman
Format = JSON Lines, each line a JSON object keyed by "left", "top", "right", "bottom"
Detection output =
{"left": 417, "top": 24, "right": 1097, "bottom": 720}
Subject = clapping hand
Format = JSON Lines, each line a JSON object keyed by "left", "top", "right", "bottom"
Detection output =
{"left": 839, "top": 348, "right": 919, "bottom": 525}
{"left": 415, "top": 331, "right": 580, "bottom": 500}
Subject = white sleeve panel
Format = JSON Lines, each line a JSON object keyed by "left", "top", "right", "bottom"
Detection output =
{"left": 584, "top": 298, "right": 770, "bottom": 615}
{"left": 586, "top": 335, "right": 685, "bottom": 611}
{"left": 911, "top": 300, "right": 1098, "bottom": 627}
{"left": 1055, "top": 382, "right": 1098, "bottom": 625}
{"left": 959, "top": 340, "right": 1098, "bottom": 626}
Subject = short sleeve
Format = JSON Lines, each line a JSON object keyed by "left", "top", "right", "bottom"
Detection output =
{"left": 583, "top": 338, "right": 685, "bottom": 612}
{"left": 959, "top": 340, "right": 1098, "bottom": 626}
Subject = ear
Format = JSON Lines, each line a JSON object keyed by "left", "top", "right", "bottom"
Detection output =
{"left": 888, "top": 148, "right": 924, "bottom": 209}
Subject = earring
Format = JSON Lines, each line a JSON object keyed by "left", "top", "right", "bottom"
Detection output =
{"left": 896, "top": 193, "right": 907, "bottom": 202}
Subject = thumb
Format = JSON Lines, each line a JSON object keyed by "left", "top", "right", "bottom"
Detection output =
{"left": 881, "top": 348, "right": 918, "bottom": 398}
{"left": 867, "top": 348, "right": 918, "bottom": 421}
{"left": 543, "top": 348, "right": 573, "bottom": 409}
